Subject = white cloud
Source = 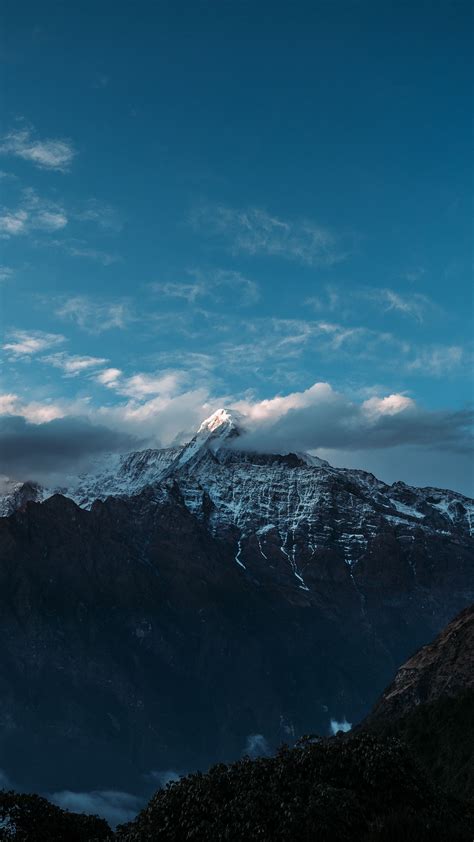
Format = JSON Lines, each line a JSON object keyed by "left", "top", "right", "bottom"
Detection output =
{"left": 362, "top": 394, "right": 415, "bottom": 418}
{"left": 0, "top": 188, "right": 68, "bottom": 239}
{"left": 368, "top": 288, "right": 432, "bottom": 322}
{"left": 42, "top": 352, "right": 109, "bottom": 376}
{"left": 55, "top": 296, "right": 131, "bottom": 333}
{"left": 0, "top": 127, "right": 76, "bottom": 172}
{"left": 191, "top": 203, "right": 347, "bottom": 266}
{"left": 330, "top": 717, "right": 352, "bottom": 735}
{"left": 3, "top": 329, "right": 66, "bottom": 358}
{"left": 96, "top": 367, "right": 122, "bottom": 386}
{"left": 153, "top": 268, "right": 259, "bottom": 306}
{"left": 1, "top": 379, "right": 472, "bottom": 491}
{"left": 0, "top": 209, "right": 28, "bottom": 236}
{"left": 0, "top": 265, "right": 14, "bottom": 282}
{"left": 243, "top": 734, "right": 271, "bottom": 758}
{"left": 407, "top": 345, "right": 464, "bottom": 375}
{"left": 114, "top": 371, "right": 184, "bottom": 400}
{"left": 0, "top": 392, "right": 67, "bottom": 423}
{"left": 232, "top": 382, "right": 472, "bottom": 455}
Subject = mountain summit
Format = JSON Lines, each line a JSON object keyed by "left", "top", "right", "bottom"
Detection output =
{"left": 197, "top": 407, "right": 245, "bottom": 435}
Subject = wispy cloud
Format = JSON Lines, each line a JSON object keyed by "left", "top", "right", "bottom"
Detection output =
{"left": 307, "top": 285, "right": 434, "bottom": 323}
{"left": 153, "top": 268, "right": 259, "bottom": 306}
{"left": 109, "top": 371, "right": 184, "bottom": 400}
{"left": 3, "top": 329, "right": 66, "bottom": 358}
{"left": 191, "top": 203, "right": 347, "bottom": 266}
{"left": 42, "top": 352, "right": 109, "bottom": 376}
{"left": 407, "top": 345, "right": 464, "bottom": 375}
{"left": 65, "top": 244, "right": 122, "bottom": 265}
{"left": 403, "top": 267, "right": 426, "bottom": 282}
{"left": 36, "top": 237, "right": 121, "bottom": 265}
{"left": 0, "top": 265, "right": 14, "bottom": 282}
{"left": 74, "top": 199, "right": 122, "bottom": 232}
{"left": 0, "top": 188, "right": 67, "bottom": 239}
{"left": 366, "top": 288, "right": 433, "bottom": 322}
{"left": 55, "top": 296, "right": 131, "bottom": 333}
{"left": 0, "top": 126, "right": 76, "bottom": 172}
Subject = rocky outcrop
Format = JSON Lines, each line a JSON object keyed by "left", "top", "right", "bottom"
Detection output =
{"left": 366, "top": 603, "right": 474, "bottom": 724}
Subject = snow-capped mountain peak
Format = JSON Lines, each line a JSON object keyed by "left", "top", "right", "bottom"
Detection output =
{"left": 198, "top": 407, "right": 245, "bottom": 436}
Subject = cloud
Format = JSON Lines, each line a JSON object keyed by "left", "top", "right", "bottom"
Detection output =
{"left": 403, "top": 267, "right": 426, "bottom": 282}
{"left": 50, "top": 790, "right": 142, "bottom": 829}
{"left": 232, "top": 382, "right": 473, "bottom": 455}
{"left": 330, "top": 717, "right": 352, "bottom": 736}
{"left": 0, "top": 266, "right": 13, "bottom": 282}
{"left": 96, "top": 367, "right": 122, "bottom": 387}
{"left": 365, "top": 288, "right": 433, "bottom": 322}
{"left": 55, "top": 296, "right": 131, "bottom": 333}
{"left": 3, "top": 329, "right": 66, "bottom": 358}
{"left": 42, "top": 352, "right": 109, "bottom": 376}
{"left": 0, "top": 127, "right": 76, "bottom": 172}
{"left": 243, "top": 734, "right": 271, "bottom": 759}
{"left": 66, "top": 245, "right": 122, "bottom": 265}
{"left": 307, "top": 285, "right": 434, "bottom": 323}
{"left": 74, "top": 199, "right": 122, "bottom": 232}
{"left": 0, "top": 414, "right": 140, "bottom": 481}
{"left": 153, "top": 268, "right": 259, "bottom": 307}
{"left": 0, "top": 188, "right": 68, "bottom": 239}
{"left": 407, "top": 345, "right": 464, "bottom": 375}
{"left": 94, "top": 368, "right": 185, "bottom": 400}
{"left": 113, "top": 371, "right": 184, "bottom": 400}
{"left": 2, "top": 373, "right": 471, "bottom": 491}
{"left": 146, "top": 770, "right": 180, "bottom": 788}
{"left": 0, "top": 392, "right": 73, "bottom": 423}
{"left": 191, "top": 203, "right": 346, "bottom": 266}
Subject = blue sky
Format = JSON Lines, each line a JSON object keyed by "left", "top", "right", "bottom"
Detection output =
{"left": 1, "top": 0, "right": 473, "bottom": 493}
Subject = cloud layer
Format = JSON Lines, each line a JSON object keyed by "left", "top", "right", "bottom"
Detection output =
{"left": 234, "top": 382, "right": 473, "bottom": 454}
{"left": 0, "top": 380, "right": 472, "bottom": 492}
{"left": 0, "top": 415, "right": 140, "bottom": 480}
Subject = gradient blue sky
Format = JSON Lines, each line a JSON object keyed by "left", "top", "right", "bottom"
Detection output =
{"left": 1, "top": 0, "right": 473, "bottom": 492}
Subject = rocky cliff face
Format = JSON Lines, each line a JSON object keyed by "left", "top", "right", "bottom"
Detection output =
{"left": 0, "top": 409, "right": 472, "bottom": 794}
{"left": 367, "top": 603, "right": 474, "bottom": 724}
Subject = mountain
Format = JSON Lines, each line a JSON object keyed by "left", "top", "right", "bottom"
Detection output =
{"left": 364, "top": 603, "right": 474, "bottom": 801}
{"left": 367, "top": 603, "right": 474, "bottom": 724}
{"left": 0, "top": 607, "right": 473, "bottom": 840}
{"left": 116, "top": 604, "right": 474, "bottom": 841}
{"left": 0, "top": 409, "right": 473, "bottom": 795}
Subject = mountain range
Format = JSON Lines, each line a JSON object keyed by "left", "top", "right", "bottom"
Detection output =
{"left": 0, "top": 408, "right": 472, "bottom": 794}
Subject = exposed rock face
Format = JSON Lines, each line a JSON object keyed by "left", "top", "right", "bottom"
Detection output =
{"left": 367, "top": 603, "right": 474, "bottom": 724}
{"left": 0, "top": 479, "right": 44, "bottom": 516}
{"left": 0, "top": 409, "right": 472, "bottom": 794}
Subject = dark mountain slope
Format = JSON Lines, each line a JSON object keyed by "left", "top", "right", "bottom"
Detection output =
{"left": 364, "top": 603, "right": 474, "bottom": 800}
{"left": 0, "top": 481, "right": 472, "bottom": 794}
